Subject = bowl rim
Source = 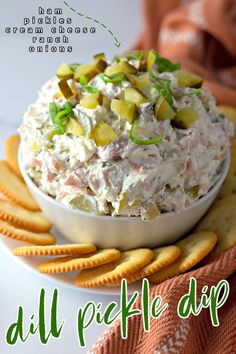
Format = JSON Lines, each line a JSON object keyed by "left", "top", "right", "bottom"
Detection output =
{"left": 19, "top": 146, "right": 230, "bottom": 222}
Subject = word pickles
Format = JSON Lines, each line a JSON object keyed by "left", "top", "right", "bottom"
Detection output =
{"left": 4, "top": 6, "right": 96, "bottom": 53}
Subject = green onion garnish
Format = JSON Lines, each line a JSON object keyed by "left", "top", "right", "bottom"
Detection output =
{"left": 179, "top": 88, "right": 202, "bottom": 97}
{"left": 99, "top": 72, "right": 125, "bottom": 85}
{"left": 129, "top": 119, "right": 163, "bottom": 145}
{"left": 150, "top": 82, "right": 176, "bottom": 112}
{"left": 63, "top": 101, "right": 73, "bottom": 113}
{"left": 113, "top": 55, "right": 121, "bottom": 63}
{"left": 156, "top": 56, "right": 180, "bottom": 73}
{"left": 56, "top": 109, "right": 69, "bottom": 121}
{"left": 69, "top": 63, "right": 80, "bottom": 72}
{"left": 126, "top": 51, "right": 142, "bottom": 62}
{"left": 49, "top": 102, "right": 58, "bottom": 124}
{"left": 79, "top": 75, "right": 98, "bottom": 94}
{"left": 49, "top": 102, "right": 73, "bottom": 135}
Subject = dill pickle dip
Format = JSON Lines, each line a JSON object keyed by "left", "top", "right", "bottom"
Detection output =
{"left": 19, "top": 50, "right": 234, "bottom": 221}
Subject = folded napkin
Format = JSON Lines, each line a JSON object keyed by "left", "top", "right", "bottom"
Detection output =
{"left": 89, "top": 246, "right": 236, "bottom": 353}
{"left": 131, "top": 0, "right": 236, "bottom": 106}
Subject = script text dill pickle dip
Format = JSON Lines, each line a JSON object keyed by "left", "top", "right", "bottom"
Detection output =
{"left": 19, "top": 50, "right": 234, "bottom": 221}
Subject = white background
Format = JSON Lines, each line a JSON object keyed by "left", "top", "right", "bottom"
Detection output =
{"left": 0, "top": 1, "right": 142, "bottom": 353}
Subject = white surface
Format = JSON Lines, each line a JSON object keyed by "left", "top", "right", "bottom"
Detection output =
{"left": 0, "top": 0, "right": 142, "bottom": 352}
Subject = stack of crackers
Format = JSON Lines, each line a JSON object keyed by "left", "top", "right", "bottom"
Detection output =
{"left": 0, "top": 105, "right": 235, "bottom": 288}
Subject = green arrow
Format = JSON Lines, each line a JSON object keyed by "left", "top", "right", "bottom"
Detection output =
{"left": 63, "top": 0, "right": 122, "bottom": 48}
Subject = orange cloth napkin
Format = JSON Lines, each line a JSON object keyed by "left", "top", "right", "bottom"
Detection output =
{"left": 132, "top": 0, "right": 236, "bottom": 106}
{"left": 89, "top": 247, "right": 236, "bottom": 353}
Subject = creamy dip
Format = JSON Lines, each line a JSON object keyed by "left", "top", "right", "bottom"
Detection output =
{"left": 19, "top": 51, "right": 234, "bottom": 221}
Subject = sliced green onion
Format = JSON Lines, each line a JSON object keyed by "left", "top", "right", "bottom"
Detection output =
{"left": 80, "top": 75, "right": 88, "bottom": 86}
{"left": 179, "top": 88, "right": 202, "bottom": 97}
{"left": 79, "top": 75, "right": 98, "bottom": 94}
{"left": 49, "top": 102, "right": 58, "bottom": 124}
{"left": 126, "top": 51, "right": 142, "bottom": 61}
{"left": 148, "top": 50, "right": 180, "bottom": 72}
{"left": 151, "top": 84, "right": 176, "bottom": 111}
{"left": 49, "top": 101, "right": 73, "bottom": 135}
{"left": 155, "top": 56, "right": 180, "bottom": 73}
{"left": 149, "top": 70, "right": 178, "bottom": 111}
{"left": 63, "top": 101, "right": 73, "bottom": 113}
{"left": 99, "top": 72, "right": 125, "bottom": 85}
{"left": 113, "top": 55, "right": 121, "bottom": 63}
{"left": 56, "top": 109, "right": 69, "bottom": 121}
{"left": 69, "top": 63, "right": 80, "bottom": 72}
{"left": 129, "top": 119, "right": 163, "bottom": 145}
{"left": 149, "top": 69, "right": 172, "bottom": 87}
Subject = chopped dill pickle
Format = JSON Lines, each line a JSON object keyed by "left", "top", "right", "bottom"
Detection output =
{"left": 74, "top": 64, "right": 98, "bottom": 82}
{"left": 56, "top": 63, "right": 74, "bottom": 80}
{"left": 58, "top": 79, "right": 74, "bottom": 100}
{"left": 93, "top": 120, "right": 118, "bottom": 146}
{"left": 105, "top": 61, "right": 137, "bottom": 76}
{"left": 70, "top": 195, "right": 100, "bottom": 214}
{"left": 125, "top": 50, "right": 147, "bottom": 71}
{"left": 27, "top": 142, "right": 42, "bottom": 153}
{"left": 139, "top": 51, "right": 148, "bottom": 71}
{"left": 145, "top": 202, "right": 160, "bottom": 221}
{"left": 186, "top": 185, "right": 199, "bottom": 198}
{"left": 93, "top": 53, "right": 107, "bottom": 73}
{"left": 174, "top": 107, "right": 199, "bottom": 128}
{"left": 102, "top": 95, "right": 110, "bottom": 109}
{"left": 80, "top": 92, "right": 102, "bottom": 109}
{"left": 124, "top": 87, "right": 146, "bottom": 106}
{"left": 147, "top": 49, "right": 158, "bottom": 71}
{"left": 118, "top": 192, "right": 141, "bottom": 214}
{"left": 128, "top": 73, "right": 150, "bottom": 90}
{"left": 66, "top": 117, "right": 83, "bottom": 136}
{"left": 176, "top": 70, "right": 203, "bottom": 88}
{"left": 117, "top": 192, "right": 128, "bottom": 213}
{"left": 155, "top": 96, "right": 176, "bottom": 121}
{"left": 93, "top": 52, "right": 106, "bottom": 62}
{"left": 54, "top": 91, "right": 63, "bottom": 99}
{"left": 47, "top": 129, "right": 56, "bottom": 139}
{"left": 111, "top": 99, "right": 136, "bottom": 123}
{"left": 94, "top": 59, "right": 107, "bottom": 73}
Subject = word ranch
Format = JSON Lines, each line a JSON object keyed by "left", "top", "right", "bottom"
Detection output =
{"left": 4, "top": 6, "right": 96, "bottom": 53}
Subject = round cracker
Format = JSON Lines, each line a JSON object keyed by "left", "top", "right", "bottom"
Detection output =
{"left": 217, "top": 154, "right": 236, "bottom": 199}
{"left": 0, "top": 161, "right": 39, "bottom": 211}
{"left": 75, "top": 249, "right": 154, "bottom": 287}
{"left": 13, "top": 243, "right": 97, "bottom": 257}
{"left": 0, "top": 219, "right": 55, "bottom": 245}
{"left": 0, "top": 199, "right": 51, "bottom": 232}
{"left": 38, "top": 249, "right": 121, "bottom": 273}
{"left": 218, "top": 105, "right": 236, "bottom": 130}
{"left": 124, "top": 246, "right": 181, "bottom": 283}
{"left": 148, "top": 232, "right": 217, "bottom": 284}
{"left": 196, "top": 200, "right": 236, "bottom": 260}
{"left": 4, "top": 134, "right": 22, "bottom": 179}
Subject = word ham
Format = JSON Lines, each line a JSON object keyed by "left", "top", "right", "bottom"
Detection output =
{"left": 4, "top": 6, "right": 96, "bottom": 54}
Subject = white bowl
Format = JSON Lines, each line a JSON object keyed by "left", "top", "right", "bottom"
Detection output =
{"left": 19, "top": 150, "right": 230, "bottom": 250}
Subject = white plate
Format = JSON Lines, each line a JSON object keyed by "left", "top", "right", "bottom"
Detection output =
{"left": 0, "top": 227, "right": 143, "bottom": 296}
